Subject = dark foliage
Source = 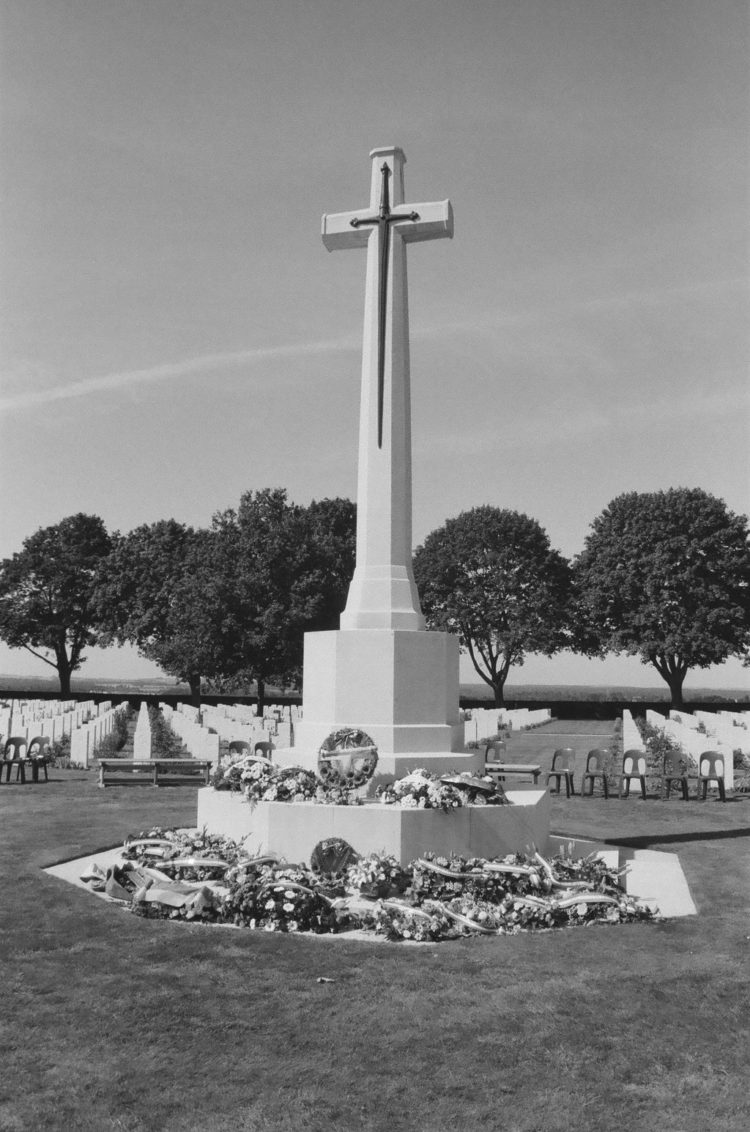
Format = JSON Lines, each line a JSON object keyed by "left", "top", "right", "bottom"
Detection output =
{"left": 0, "top": 514, "right": 113, "bottom": 694}
{"left": 413, "top": 506, "right": 573, "bottom": 706}
{"left": 574, "top": 488, "right": 750, "bottom": 708}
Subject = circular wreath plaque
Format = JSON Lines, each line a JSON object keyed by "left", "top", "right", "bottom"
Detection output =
{"left": 309, "top": 837, "right": 359, "bottom": 876}
{"left": 317, "top": 727, "right": 378, "bottom": 790}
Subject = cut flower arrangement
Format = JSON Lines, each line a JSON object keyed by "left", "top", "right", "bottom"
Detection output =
{"left": 210, "top": 757, "right": 362, "bottom": 806}
{"left": 210, "top": 755, "right": 506, "bottom": 810}
{"left": 376, "top": 768, "right": 507, "bottom": 810}
{"left": 82, "top": 829, "right": 657, "bottom": 942}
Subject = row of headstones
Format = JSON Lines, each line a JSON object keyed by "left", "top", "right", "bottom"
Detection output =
{"left": 670, "top": 709, "right": 750, "bottom": 755}
{"left": 0, "top": 699, "right": 104, "bottom": 744}
{"left": 463, "top": 707, "right": 553, "bottom": 745}
{"left": 639, "top": 709, "right": 736, "bottom": 789}
{"left": 201, "top": 702, "right": 301, "bottom": 724}
{"left": 172, "top": 702, "right": 294, "bottom": 753}
{"left": 159, "top": 704, "right": 220, "bottom": 764}
{"left": 69, "top": 704, "right": 129, "bottom": 768}
{"left": 199, "top": 702, "right": 297, "bottom": 748}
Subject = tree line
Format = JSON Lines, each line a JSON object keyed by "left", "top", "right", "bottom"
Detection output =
{"left": 0, "top": 486, "right": 747, "bottom": 709}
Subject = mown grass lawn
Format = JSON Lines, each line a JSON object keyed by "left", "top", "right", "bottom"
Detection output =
{"left": 2, "top": 766, "right": 749, "bottom": 1132}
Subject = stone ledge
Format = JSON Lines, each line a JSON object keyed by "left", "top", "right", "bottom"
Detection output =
{"left": 196, "top": 787, "right": 551, "bottom": 866}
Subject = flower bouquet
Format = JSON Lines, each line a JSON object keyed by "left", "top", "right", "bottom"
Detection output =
{"left": 243, "top": 763, "right": 320, "bottom": 804}
{"left": 368, "top": 900, "right": 459, "bottom": 943}
{"left": 376, "top": 768, "right": 463, "bottom": 812}
{"left": 344, "top": 852, "right": 411, "bottom": 899}
{"left": 223, "top": 863, "right": 340, "bottom": 934}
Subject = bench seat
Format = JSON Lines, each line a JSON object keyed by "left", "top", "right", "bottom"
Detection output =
{"left": 484, "top": 762, "right": 542, "bottom": 785}
{"left": 98, "top": 759, "right": 212, "bottom": 788}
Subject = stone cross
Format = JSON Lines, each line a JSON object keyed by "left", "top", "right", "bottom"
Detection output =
{"left": 322, "top": 146, "right": 453, "bottom": 631}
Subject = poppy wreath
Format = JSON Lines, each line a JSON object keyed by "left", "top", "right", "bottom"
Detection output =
{"left": 317, "top": 727, "right": 378, "bottom": 791}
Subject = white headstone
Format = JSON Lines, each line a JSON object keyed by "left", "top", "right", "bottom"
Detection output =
{"left": 133, "top": 701, "right": 152, "bottom": 761}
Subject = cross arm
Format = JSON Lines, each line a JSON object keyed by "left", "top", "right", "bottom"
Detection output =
{"left": 321, "top": 209, "right": 372, "bottom": 252}
{"left": 398, "top": 199, "right": 453, "bottom": 243}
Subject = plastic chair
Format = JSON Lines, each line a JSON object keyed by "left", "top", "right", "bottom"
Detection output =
{"left": 621, "top": 750, "right": 647, "bottom": 800}
{"left": 697, "top": 751, "right": 726, "bottom": 802}
{"left": 254, "top": 741, "right": 274, "bottom": 760}
{"left": 484, "top": 740, "right": 507, "bottom": 783}
{"left": 26, "top": 735, "right": 51, "bottom": 783}
{"left": 2, "top": 737, "right": 28, "bottom": 784}
{"left": 228, "top": 740, "right": 251, "bottom": 758}
{"left": 661, "top": 751, "right": 691, "bottom": 801}
{"left": 582, "top": 749, "right": 609, "bottom": 798}
{"left": 546, "top": 749, "right": 576, "bottom": 797}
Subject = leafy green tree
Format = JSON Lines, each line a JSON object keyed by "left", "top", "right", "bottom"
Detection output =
{"left": 573, "top": 488, "right": 750, "bottom": 708}
{"left": 215, "top": 489, "right": 356, "bottom": 708}
{"left": 94, "top": 520, "right": 231, "bottom": 702}
{"left": 0, "top": 513, "right": 113, "bottom": 694}
{"left": 94, "top": 492, "right": 356, "bottom": 709}
{"left": 413, "top": 507, "right": 573, "bottom": 706}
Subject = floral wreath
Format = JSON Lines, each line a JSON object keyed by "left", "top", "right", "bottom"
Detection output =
{"left": 317, "top": 727, "right": 378, "bottom": 791}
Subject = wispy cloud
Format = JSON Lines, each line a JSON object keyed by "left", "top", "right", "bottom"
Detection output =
{"left": 0, "top": 337, "right": 360, "bottom": 414}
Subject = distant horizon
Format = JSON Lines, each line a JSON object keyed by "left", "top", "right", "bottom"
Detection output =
{"left": 2, "top": 671, "right": 747, "bottom": 699}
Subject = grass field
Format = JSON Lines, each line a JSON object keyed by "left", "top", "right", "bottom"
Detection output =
{"left": 2, "top": 730, "right": 749, "bottom": 1132}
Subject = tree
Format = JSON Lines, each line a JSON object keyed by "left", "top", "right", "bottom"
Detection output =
{"left": 0, "top": 513, "right": 113, "bottom": 694}
{"left": 413, "top": 507, "right": 573, "bottom": 706}
{"left": 573, "top": 488, "right": 750, "bottom": 708}
{"left": 93, "top": 492, "right": 356, "bottom": 709}
{"left": 216, "top": 489, "right": 356, "bottom": 708}
{"left": 93, "top": 520, "right": 231, "bottom": 702}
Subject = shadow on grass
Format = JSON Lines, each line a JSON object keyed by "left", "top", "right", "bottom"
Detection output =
{"left": 604, "top": 826, "right": 750, "bottom": 848}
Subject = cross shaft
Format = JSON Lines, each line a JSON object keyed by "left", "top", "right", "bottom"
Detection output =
{"left": 321, "top": 147, "right": 452, "bottom": 632}
{"left": 349, "top": 163, "right": 420, "bottom": 447}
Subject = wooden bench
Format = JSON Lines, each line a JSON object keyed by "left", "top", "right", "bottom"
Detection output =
{"left": 98, "top": 759, "right": 212, "bottom": 788}
{"left": 484, "top": 762, "right": 542, "bottom": 786}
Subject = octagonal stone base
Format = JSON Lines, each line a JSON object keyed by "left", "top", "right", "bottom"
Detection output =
{"left": 196, "top": 788, "right": 551, "bottom": 866}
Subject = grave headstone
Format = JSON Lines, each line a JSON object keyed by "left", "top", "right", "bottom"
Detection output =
{"left": 133, "top": 701, "right": 152, "bottom": 761}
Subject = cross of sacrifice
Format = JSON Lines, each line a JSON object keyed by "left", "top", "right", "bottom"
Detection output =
{"left": 322, "top": 147, "right": 453, "bottom": 631}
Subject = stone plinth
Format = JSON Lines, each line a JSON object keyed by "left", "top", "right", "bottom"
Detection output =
{"left": 196, "top": 788, "right": 551, "bottom": 866}
{"left": 294, "top": 626, "right": 464, "bottom": 755}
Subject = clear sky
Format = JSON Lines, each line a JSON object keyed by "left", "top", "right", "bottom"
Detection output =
{"left": 1, "top": 0, "right": 748, "bottom": 690}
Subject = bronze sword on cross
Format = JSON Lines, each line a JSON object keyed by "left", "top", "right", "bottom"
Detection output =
{"left": 321, "top": 150, "right": 453, "bottom": 459}
{"left": 349, "top": 162, "right": 420, "bottom": 448}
